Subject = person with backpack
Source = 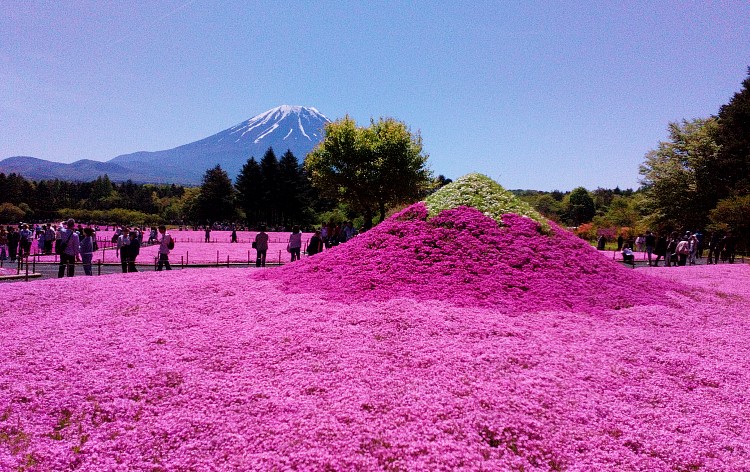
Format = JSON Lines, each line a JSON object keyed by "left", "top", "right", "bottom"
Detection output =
{"left": 156, "top": 225, "right": 173, "bottom": 271}
{"left": 675, "top": 235, "right": 691, "bottom": 267}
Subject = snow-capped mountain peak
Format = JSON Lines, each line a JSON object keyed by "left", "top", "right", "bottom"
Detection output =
{"left": 229, "top": 105, "right": 330, "bottom": 145}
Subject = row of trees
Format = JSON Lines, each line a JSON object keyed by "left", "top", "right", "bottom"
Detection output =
{"left": 638, "top": 70, "right": 749, "bottom": 240}
{"left": 0, "top": 174, "right": 187, "bottom": 224}
{"left": 526, "top": 68, "right": 749, "bottom": 251}
{"left": 1, "top": 117, "right": 436, "bottom": 229}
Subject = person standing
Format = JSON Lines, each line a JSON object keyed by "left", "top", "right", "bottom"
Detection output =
{"left": 688, "top": 234, "right": 699, "bottom": 265}
{"left": 44, "top": 224, "right": 56, "bottom": 254}
{"left": 675, "top": 236, "right": 690, "bottom": 267}
{"left": 79, "top": 227, "right": 95, "bottom": 276}
{"left": 57, "top": 219, "right": 81, "bottom": 278}
{"left": 205, "top": 226, "right": 212, "bottom": 243}
{"left": 597, "top": 235, "right": 607, "bottom": 251}
{"left": 307, "top": 230, "right": 323, "bottom": 256}
{"left": 231, "top": 227, "right": 238, "bottom": 243}
{"left": 7, "top": 227, "right": 20, "bottom": 263}
{"left": 644, "top": 231, "right": 656, "bottom": 266}
{"left": 127, "top": 230, "right": 141, "bottom": 272}
{"left": 653, "top": 233, "right": 667, "bottom": 267}
{"left": 19, "top": 224, "right": 32, "bottom": 258}
{"left": 616, "top": 234, "right": 624, "bottom": 251}
{"left": 665, "top": 232, "right": 679, "bottom": 267}
{"left": 0, "top": 227, "right": 8, "bottom": 262}
{"left": 156, "top": 225, "right": 173, "bottom": 271}
{"left": 254, "top": 225, "right": 269, "bottom": 267}
{"left": 119, "top": 230, "right": 131, "bottom": 273}
{"left": 288, "top": 225, "right": 302, "bottom": 262}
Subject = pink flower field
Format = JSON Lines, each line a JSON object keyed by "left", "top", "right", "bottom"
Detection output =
{"left": 2, "top": 203, "right": 749, "bottom": 470}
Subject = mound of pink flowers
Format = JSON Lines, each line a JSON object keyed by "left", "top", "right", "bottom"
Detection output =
{"left": 265, "top": 203, "right": 680, "bottom": 313}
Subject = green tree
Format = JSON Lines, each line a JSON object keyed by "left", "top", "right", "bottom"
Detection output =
{"left": 196, "top": 165, "right": 236, "bottom": 224}
{"left": 259, "top": 148, "right": 280, "bottom": 224}
{"left": 639, "top": 118, "right": 720, "bottom": 229}
{"left": 235, "top": 156, "right": 263, "bottom": 226}
{"left": 566, "top": 187, "right": 596, "bottom": 226}
{"left": 0, "top": 202, "right": 25, "bottom": 222}
{"left": 710, "top": 195, "right": 750, "bottom": 251}
{"left": 305, "top": 116, "right": 431, "bottom": 229}
{"left": 715, "top": 68, "right": 750, "bottom": 196}
{"left": 278, "top": 149, "right": 308, "bottom": 226}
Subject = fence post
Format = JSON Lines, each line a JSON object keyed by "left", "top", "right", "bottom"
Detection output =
{"left": 181, "top": 255, "right": 184, "bottom": 269}
{"left": 98, "top": 260, "right": 102, "bottom": 276}
{"left": 186, "top": 251, "right": 189, "bottom": 266}
{"left": 227, "top": 255, "right": 229, "bottom": 267}
{"left": 217, "top": 250, "right": 219, "bottom": 266}
{"left": 25, "top": 256, "right": 29, "bottom": 282}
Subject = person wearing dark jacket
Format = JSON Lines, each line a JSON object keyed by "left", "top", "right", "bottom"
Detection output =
{"left": 6, "top": 227, "right": 20, "bottom": 262}
{"left": 127, "top": 230, "right": 141, "bottom": 272}
{"left": 653, "top": 234, "right": 668, "bottom": 267}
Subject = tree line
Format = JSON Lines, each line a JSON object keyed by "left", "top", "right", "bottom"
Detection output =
{"left": 0, "top": 117, "right": 438, "bottom": 229}
{"left": 519, "top": 68, "right": 749, "bottom": 252}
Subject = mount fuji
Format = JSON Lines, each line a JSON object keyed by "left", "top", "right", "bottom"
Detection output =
{"left": 0, "top": 105, "right": 330, "bottom": 185}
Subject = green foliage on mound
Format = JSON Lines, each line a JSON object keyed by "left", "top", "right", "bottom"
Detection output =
{"left": 424, "top": 173, "right": 550, "bottom": 232}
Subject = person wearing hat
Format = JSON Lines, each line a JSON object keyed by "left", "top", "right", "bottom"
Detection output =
{"left": 58, "top": 219, "right": 81, "bottom": 277}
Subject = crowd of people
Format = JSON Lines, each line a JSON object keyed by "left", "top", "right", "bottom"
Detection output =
{"left": 600, "top": 230, "right": 739, "bottom": 267}
{"left": 1, "top": 219, "right": 359, "bottom": 276}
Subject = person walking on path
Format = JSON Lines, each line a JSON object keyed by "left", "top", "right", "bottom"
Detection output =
{"left": 57, "top": 219, "right": 81, "bottom": 278}
{"left": 79, "top": 227, "right": 96, "bottom": 276}
{"left": 254, "top": 225, "right": 269, "bottom": 267}
{"left": 288, "top": 225, "right": 302, "bottom": 262}
{"left": 156, "top": 225, "right": 173, "bottom": 271}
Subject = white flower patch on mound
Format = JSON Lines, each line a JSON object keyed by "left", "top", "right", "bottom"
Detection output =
{"left": 424, "top": 173, "right": 550, "bottom": 232}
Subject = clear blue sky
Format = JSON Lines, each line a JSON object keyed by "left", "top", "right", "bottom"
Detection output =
{"left": 1, "top": 0, "right": 748, "bottom": 191}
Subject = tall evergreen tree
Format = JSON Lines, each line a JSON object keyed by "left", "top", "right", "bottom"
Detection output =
{"left": 278, "top": 149, "right": 306, "bottom": 226}
{"left": 196, "top": 165, "right": 236, "bottom": 224}
{"left": 235, "top": 156, "right": 263, "bottom": 226}
{"left": 259, "top": 148, "right": 280, "bottom": 225}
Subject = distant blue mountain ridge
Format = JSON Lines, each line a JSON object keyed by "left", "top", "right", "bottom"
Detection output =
{"left": 0, "top": 105, "right": 330, "bottom": 185}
